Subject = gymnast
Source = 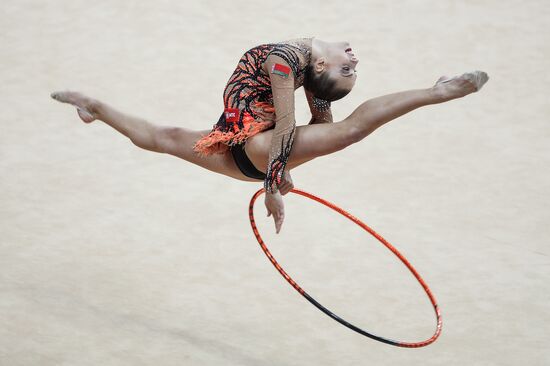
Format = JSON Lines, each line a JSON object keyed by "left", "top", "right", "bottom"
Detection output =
{"left": 51, "top": 37, "right": 489, "bottom": 234}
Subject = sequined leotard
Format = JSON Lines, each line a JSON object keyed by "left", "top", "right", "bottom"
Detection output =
{"left": 192, "top": 38, "right": 313, "bottom": 193}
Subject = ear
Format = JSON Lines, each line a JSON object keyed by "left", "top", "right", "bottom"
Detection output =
{"left": 313, "top": 57, "right": 326, "bottom": 73}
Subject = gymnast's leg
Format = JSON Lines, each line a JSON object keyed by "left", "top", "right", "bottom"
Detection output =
{"left": 50, "top": 91, "right": 252, "bottom": 180}
{"left": 247, "top": 71, "right": 489, "bottom": 171}
{"left": 344, "top": 72, "right": 488, "bottom": 143}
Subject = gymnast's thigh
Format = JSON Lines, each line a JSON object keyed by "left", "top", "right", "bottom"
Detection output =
{"left": 245, "top": 120, "right": 357, "bottom": 171}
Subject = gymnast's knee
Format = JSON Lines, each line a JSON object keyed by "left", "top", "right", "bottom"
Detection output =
{"left": 339, "top": 118, "right": 364, "bottom": 146}
{"left": 153, "top": 126, "right": 186, "bottom": 154}
{"left": 343, "top": 116, "right": 378, "bottom": 146}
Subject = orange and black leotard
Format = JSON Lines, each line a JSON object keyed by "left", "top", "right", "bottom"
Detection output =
{"left": 193, "top": 37, "right": 313, "bottom": 193}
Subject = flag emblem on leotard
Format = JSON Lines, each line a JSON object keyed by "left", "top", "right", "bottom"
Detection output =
{"left": 224, "top": 108, "right": 240, "bottom": 123}
{"left": 271, "top": 63, "right": 291, "bottom": 78}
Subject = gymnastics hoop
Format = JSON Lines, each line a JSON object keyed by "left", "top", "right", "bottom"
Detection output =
{"left": 248, "top": 188, "right": 442, "bottom": 348}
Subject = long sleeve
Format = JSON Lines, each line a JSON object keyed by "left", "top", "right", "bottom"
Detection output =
{"left": 264, "top": 55, "right": 297, "bottom": 194}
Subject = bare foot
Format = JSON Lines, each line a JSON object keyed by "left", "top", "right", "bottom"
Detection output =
{"left": 433, "top": 70, "right": 489, "bottom": 101}
{"left": 50, "top": 91, "right": 99, "bottom": 123}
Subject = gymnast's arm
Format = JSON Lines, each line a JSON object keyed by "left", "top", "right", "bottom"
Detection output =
{"left": 305, "top": 88, "right": 333, "bottom": 124}
{"left": 262, "top": 55, "right": 297, "bottom": 234}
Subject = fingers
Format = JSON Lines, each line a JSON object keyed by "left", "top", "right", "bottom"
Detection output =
{"left": 281, "top": 185, "right": 294, "bottom": 195}
{"left": 278, "top": 181, "right": 294, "bottom": 196}
{"left": 279, "top": 183, "right": 290, "bottom": 195}
{"left": 267, "top": 209, "right": 284, "bottom": 233}
{"left": 268, "top": 207, "right": 284, "bottom": 233}
{"left": 287, "top": 181, "right": 294, "bottom": 192}
{"left": 273, "top": 212, "right": 284, "bottom": 234}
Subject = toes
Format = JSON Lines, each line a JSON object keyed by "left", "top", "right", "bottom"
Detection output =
{"left": 50, "top": 91, "right": 72, "bottom": 103}
{"left": 476, "top": 70, "right": 489, "bottom": 89}
{"left": 51, "top": 91, "right": 97, "bottom": 123}
{"left": 50, "top": 91, "right": 63, "bottom": 101}
{"left": 462, "top": 71, "right": 489, "bottom": 91}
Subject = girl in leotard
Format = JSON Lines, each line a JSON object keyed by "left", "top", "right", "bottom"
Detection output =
{"left": 51, "top": 37, "right": 488, "bottom": 234}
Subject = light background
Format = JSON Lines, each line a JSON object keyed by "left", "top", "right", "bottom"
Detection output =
{"left": 1, "top": 1, "right": 549, "bottom": 365}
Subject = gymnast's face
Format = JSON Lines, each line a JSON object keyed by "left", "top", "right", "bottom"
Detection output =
{"left": 318, "top": 40, "right": 359, "bottom": 93}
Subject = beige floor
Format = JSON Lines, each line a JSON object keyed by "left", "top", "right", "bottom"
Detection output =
{"left": 1, "top": 1, "right": 549, "bottom": 365}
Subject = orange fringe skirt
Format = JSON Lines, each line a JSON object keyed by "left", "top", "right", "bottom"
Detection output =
{"left": 193, "top": 102, "right": 276, "bottom": 157}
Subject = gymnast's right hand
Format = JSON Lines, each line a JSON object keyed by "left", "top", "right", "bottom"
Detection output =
{"left": 265, "top": 191, "right": 285, "bottom": 234}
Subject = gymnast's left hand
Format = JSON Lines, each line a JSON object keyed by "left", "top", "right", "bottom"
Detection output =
{"left": 265, "top": 190, "right": 285, "bottom": 234}
{"left": 278, "top": 170, "right": 294, "bottom": 196}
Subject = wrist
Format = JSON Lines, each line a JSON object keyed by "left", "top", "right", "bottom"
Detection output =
{"left": 266, "top": 187, "right": 279, "bottom": 195}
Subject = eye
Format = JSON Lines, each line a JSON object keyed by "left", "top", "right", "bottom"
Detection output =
{"left": 341, "top": 65, "right": 355, "bottom": 77}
